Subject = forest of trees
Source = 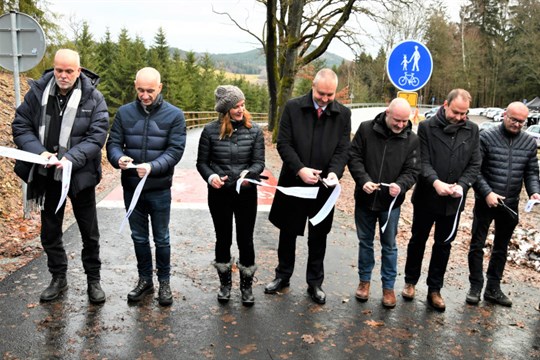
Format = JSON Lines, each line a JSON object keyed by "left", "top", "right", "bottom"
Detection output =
{"left": 2, "top": 0, "right": 540, "bottom": 116}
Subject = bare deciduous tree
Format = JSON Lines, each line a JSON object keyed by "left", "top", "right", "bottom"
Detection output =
{"left": 216, "top": 0, "right": 410, "bottom": 137}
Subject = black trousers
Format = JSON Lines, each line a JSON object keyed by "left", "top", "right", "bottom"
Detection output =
{"left": 275, "top": 225, "right": 328, "bottom": 287}
{"left": 41, "top": 176, "right": 101, "bottom": 282}
{"left": 208, "top": 185, "right": 257, "bottom": 267}
{"left": 468, "top": 200, "right": 518, "bottom": 289}
{"left": 404, "top": 206, "right": 461, "bottom": 291}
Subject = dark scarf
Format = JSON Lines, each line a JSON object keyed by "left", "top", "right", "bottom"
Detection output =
{"left": 436, "top": 107, "right": 466, "bottom": 134}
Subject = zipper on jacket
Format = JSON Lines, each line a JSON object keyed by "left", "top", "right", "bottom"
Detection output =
{"left": 371, "top": 140, "right": 389, "bottom": 210}
{"left": 142, "top": 114, "right": 150, "bottom": 163}
{"left": 505, "top": 136, "right": 513, "bottom": 195}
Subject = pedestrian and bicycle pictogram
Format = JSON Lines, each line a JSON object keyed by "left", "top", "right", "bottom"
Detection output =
{"left": 387, "top": 40, "right": 433, "bottom": 92}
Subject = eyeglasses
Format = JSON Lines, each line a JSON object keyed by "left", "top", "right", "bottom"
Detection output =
{"left": 507, "top": 115, "right": 526, "bottom": 125}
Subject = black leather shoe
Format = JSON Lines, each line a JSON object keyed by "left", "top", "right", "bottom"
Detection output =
{"left": 264, "top": 278, "right": 290, "bottom": 294}
{"left": 307, "top": 285, "right": 326, "bottom": 304}
{"left": 127, "top": 279, "right": 154, "bottom": 302}
{"left": 158, "top": 281, "right": 173, "bottom": 306}
{"left": 40, "top": 277, "right": 68, "bottom": 302}
{"left": 88, "top": 282, "right": 106, "bottom": 304}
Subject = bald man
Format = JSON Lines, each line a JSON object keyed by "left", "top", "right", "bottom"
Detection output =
{"left": 12, "top": 49, "right": 109, "bottom": 304}
{"left": 107, "top": 67, "right": 186, "bottom": 307}
{"left": 348, "top": 98, "right": 420, "bottom": 308}
{"left": 467, "top": 101, "right": 540, "bottom": 307}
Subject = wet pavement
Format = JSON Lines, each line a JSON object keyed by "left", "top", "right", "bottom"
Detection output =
{"left": 1, "top": 128, "right": 540, "bottom": 359}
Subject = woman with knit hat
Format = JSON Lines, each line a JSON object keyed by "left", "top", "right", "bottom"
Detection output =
{"left": 196, "top": 85, "right": 265, "bottom": 306}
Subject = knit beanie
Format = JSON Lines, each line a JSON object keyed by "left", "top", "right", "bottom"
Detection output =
{"left": 214, "top": 85, "right": 245, "bottom": 114}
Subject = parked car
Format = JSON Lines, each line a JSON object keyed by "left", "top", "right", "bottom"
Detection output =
{"left": 525, "top": 124, "right": 540, "bottom": 148}
{"left": 480, "top": 107, "right": 499, "bottom": 117}
{"left": 468, "top": 108, "right": 485, "bottom": 116}
{"left": 479, "top": 121, "right": 498, "bottom": 132}
{"left": 485, "top": 107, "right": 504, "bottom": 119}
{"left": 423, "top": 106, "right": 441, "bottom": 120}
{"left": 527, "top": 112, "right": 540, "bottom": 127}
{"left": 493, "top": 109, "right": 505, "bottom": 122}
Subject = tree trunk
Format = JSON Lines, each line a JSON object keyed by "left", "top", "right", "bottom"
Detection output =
{"left": 265, "top": 0, "right": 279, "bottom": 132}
{"left": 271, "top": 0, "right": 304, "bottom": 141}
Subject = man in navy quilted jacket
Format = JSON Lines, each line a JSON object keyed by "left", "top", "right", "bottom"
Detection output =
{"left": 467, "top": 101, "right": 540, "bottom": 307}
{"left": 107, "top": 67, "right": 186, "bottom": 306}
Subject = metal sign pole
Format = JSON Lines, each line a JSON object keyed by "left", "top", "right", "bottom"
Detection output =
{"left": 0, "top": 11, "right": 46, "bottom": 218}
{"left": 9, "top": 11, "right": 29, "bottom": 217}
{"left": 10, "top": 12, "right": 21, "bottom": 107}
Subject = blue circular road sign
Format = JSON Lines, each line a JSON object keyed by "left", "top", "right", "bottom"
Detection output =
{"left": 386, "top": 40, "right": 433, "bottom": 92}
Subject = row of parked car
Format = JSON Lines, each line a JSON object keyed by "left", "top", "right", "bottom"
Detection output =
{"left": 480, "top": 108, "right": 540, "bottom": 148}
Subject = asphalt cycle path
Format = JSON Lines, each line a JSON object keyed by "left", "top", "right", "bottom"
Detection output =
{"left": 0, "top": 127, "right": 539, "bottom": 359}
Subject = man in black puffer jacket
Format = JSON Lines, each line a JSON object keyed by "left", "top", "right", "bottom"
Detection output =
{"left": 466, "top": 101, "right": 540, "bottom": 307}
{"left": 107, "top": 67, "right": 186, "bottom": 306}
{"left": 12, "top": 49, "right": 109, "bottom": 304}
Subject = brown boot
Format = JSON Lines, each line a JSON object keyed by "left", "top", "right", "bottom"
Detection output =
{"left": 427, "top": 291, "right": 446, "bottom": 312}
{"left": 382, "top": 289, "right": 396, "bottom": 308}
{"left": 355, "top": 281, "right": 370, "bottom": 302}
{"left": 402, "top": 283, "right": 415, "bottom": 300}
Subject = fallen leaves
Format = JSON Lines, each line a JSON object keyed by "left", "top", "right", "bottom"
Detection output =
{"left": 364, "top": 319, "right": 385, "bottom": 327}
{"left": 301, "top": 334, "right": 316, "bottom": 344}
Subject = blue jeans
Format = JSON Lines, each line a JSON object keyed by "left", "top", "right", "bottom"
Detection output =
{"left": 124, "top": 188, "right": 171, "bottom": 282}
{"left": 355, "top": 205, "right": 400, "bottom": 289}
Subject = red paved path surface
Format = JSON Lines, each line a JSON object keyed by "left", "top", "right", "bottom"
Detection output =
{"left": 101, "top": 168, "right": 277, "bottom": 207}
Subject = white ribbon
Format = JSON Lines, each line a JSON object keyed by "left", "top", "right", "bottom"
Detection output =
{"left": 55, "top": 160, "right": 72, "bottom": 213}
{"left": 235, "top": 177, "right": 338, "bottom": 226}
{"left": 118, "top": 163, "right": 149, "bottom": 233}
{"left": 235, "top": 178, "right": 319, "bottom": 199}
{"left": 445, "top": 196, "right": 464, "bottom": 243}
{"left": 308, "top": 184, "right": 341, "bottom": 226}
{"left": 525, "top": 199, "right": 540, "bottom": 213}
{"left": 379, "top": 183, "right": 398, "bottom": 234}
{"left": 0, "top": 146, "right": 71, "bottom": 214}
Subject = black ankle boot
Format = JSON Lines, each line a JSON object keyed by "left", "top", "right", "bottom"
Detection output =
{"left": 40, "top": 276, "right": 68, "bottom": 302}
{"left": 127, "top": 278, "right": 154, "bottom": 302}
{"left": 238, "top": 263, "right": 257, "bottom": 307}
{"left": 213, "top": 259, "right": 233, "bottom": 303}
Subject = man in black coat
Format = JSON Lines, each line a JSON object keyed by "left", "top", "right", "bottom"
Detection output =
{"left": 12, "top": 49, "right": 109, "bottom": 304}
{"left": 265, "top": 68, "right": 351, "bottom": 304}
{"left": 402, "top": 89, "right": 481, "bottom": 311}
{"left": 467, "top": 101, "right": 540, "bottom": 307}
{"left": 348, "top": 98, "right": 420, "bottom": 308}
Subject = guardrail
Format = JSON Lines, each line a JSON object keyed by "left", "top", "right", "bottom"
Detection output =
{"left": 346, "top": 103, "right": 440, "bottom": 109}
{"left": 184, "top": 111, "right": 268, "bottom": 129}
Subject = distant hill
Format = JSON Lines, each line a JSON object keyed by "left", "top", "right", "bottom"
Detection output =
{"left": 170, "top": 47, "right": 347, "bottom": 76}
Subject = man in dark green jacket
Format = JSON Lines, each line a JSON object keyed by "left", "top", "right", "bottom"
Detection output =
{"left": 348, "top": 98, "right": 420, "bottom": 309}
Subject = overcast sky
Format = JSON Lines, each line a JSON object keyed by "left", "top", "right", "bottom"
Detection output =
{"left": 48, "top": 0, "right": 465, "bottom": 61}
